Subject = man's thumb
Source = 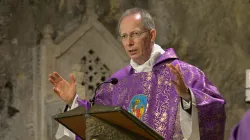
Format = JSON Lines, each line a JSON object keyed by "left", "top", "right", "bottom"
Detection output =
{"left": 70, "top": 73, "right": 76, "bottom": 83}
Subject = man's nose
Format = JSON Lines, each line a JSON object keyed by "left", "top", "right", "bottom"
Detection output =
{"left": 125, "top": 36, "right": 134, "bottom": 47}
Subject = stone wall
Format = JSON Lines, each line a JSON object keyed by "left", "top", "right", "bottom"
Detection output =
{"left": 0, "top": 0, "right": 87, "bottom": 139}
{"left": 0, "top": 0, "right": 250, "bottom": 139}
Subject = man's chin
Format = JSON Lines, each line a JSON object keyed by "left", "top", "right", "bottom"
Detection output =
{"left": 130, "top": 56, "right": 139, "bottom": 61}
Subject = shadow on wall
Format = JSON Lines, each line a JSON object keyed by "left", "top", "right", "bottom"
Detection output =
{"left": 0, "top": 81, "right": 19, "bottom": 138}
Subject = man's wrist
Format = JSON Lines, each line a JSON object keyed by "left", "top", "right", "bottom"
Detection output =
{"left": 180, "top": 88, "right": 192, "bottom": 114}
{"left": 67, "top": 94, "right": 77, "bottom": 106}
{"left": 182, "top": 88, "right": 191, "bottom": 101}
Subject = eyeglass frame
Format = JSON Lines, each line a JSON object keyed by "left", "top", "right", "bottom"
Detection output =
{"left": 118, "top": 30, "right": 150, "bottom": 41}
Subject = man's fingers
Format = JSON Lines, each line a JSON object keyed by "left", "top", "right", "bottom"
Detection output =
{"left": 170, "top": 67, "right": 182, "bottom": 83}
{"left": 168, "top": 64, "right": 183, "bottom": 78}
{"left": 54, "top": 72, "right": 63, "bottom": 81}
{"left": 49, "top": 74, "right": 57, "bottom": 81}
{"left": 49, "top": 78, "right": 56, "bottom": 85}
{"left": 171, "top": 79, "right": 179, "bottom": 88}
{"left": 70, "top": 73, "right": 76, "bottom": 83}
{"left": 168, "top": 64, "right": 180, "bottom": 76}
{"left": 168, "top": 64, "right": 187, "bottom": 86}
{"left": 175, "top": 65, "right": 186, "bottom": 85}
{"left": 168, "top": 64, "right": 181, "bottom": 74}
{"left": 176, "top": 64, "right": 184, "bottom": 79}
{"left": 172, "top": 64, "right": 182, "bottom": 76}
{"left": 176, "top": 64, "right": 181, "bottom": 71}
{"left": 167, "top": 64, "right": 178, "bottom": 71}
{"left": 171, "top": 79, "right": 177, "bottom": 85}
{"left": 170, "top": 68, "right": 178, "bottom": 76}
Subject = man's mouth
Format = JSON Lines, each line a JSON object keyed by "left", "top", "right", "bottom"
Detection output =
{"left": 129, "top": 49, "right": 137, "bottom": 53}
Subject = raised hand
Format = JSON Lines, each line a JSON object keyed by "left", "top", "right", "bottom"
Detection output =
{"left": 48, "top": 72, "right": 76, "bottom": 105}
{"left": 167, "top": 64, "right": 191, "bottom": 101}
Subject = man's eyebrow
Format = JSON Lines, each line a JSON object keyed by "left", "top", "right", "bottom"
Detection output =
{"left": 121, "top": 30, "right": 140, "bottom": 34}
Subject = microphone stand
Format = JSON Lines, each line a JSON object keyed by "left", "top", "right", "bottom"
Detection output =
{"left": 90, "top": 78, "right": 118, "bottom": 106}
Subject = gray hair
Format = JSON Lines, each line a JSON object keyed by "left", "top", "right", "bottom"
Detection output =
{"left": 117, "top": 8, "right": 155, "bottom": 33}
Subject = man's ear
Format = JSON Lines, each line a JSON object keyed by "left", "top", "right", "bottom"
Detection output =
{"left": 149, "top": 29, "right": 156, "bottom": 42}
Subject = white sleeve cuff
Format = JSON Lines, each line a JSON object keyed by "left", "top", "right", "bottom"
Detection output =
{"left": 180, "top": 89, "right": 200, "bottom": 140}
{"left": 55, "top": 94, "right": 79, "bottom": 139}
{"left": 70, "top": 94, "right": 79, "bottom": 109}
{"left": 182, "top": 88, "right": 197, "bottom": 110}
{"left": 182, "top": 99, "right": 191, "bottom": 110}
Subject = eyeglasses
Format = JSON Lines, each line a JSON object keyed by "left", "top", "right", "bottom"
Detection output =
{"left": 118, "top": 30, "right": 148, "bottom": 41}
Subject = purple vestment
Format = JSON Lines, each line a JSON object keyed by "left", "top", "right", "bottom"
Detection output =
{"left": 230, "top": 110, "right": 250, "bottom": 140}
{"left": 76, "top": 48, "right": 226, "bottom": 140}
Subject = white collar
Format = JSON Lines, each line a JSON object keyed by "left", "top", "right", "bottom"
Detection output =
{"left": 130, "top": 44, "right": 165, "bottom": 73}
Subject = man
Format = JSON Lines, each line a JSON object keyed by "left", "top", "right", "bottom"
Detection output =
{"left": 49, "top": 8, "right": 226, "bottom": 140}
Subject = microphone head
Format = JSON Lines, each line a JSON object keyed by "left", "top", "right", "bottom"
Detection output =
{"left": 110, "top": 78, "right": 118, "bottom": 85}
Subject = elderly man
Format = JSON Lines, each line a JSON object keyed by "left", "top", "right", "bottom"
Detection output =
{"left": 49, "top": 8, "right": 226, "bottom": 140}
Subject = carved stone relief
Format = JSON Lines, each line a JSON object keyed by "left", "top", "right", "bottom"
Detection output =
{"left": 79, "top": 49, "right": 110, "bottom": 100}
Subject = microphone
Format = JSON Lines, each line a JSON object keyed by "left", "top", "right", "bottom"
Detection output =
{"left": 90, "top": 78, "right": 118, "bottom": 106}
{"left": 110, "top": 78, "right": 118, "bottom": 85}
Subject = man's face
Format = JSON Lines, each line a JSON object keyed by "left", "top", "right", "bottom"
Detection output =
{"left": 119, "top": 13, "right": 155, "bottom": 64}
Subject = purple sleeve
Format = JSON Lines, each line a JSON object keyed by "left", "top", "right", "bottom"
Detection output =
{"left": 76, "top": 96, "right": 91, "bottom": 110}
{"left": 75, "top": 78, "right": 115, "bottom": 108}
{"left": 173, "top": 60, "right": 226, "bottom": 140}
{"left": 76, "top": 81, "right": 114, "bottom": 108}
{"left": 75, "top": 83, "right": 114, "bottom": 108}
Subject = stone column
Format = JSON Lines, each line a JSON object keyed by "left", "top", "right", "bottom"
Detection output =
{"left": 36, "top": 24, "right": 57, "bottom": 140}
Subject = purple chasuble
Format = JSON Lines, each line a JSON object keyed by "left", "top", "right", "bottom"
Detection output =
{"left": 230, "top": 110, "right": 250, "bottom": 140}
{"left": 76, "top": 48, "right": 226, "bottom": 140}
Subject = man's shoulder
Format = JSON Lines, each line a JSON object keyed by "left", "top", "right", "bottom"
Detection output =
{"left": 154, "top": 47, "right": 178, "bottom": 65}
{"left": 170, "top": 59, "right": 200, "bottom": 70}
{"left": 110, "top": 65, "right": 132, "bottom": 80}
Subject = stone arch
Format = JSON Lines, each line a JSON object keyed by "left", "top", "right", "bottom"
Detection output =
{"left": 34, "top": 14, "right": 129, "bottom": 140}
